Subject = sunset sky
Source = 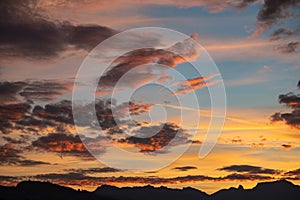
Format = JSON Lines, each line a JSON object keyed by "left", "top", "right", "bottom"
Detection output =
{"left": 0, "top": 0, "right": 300, "bottom": 194}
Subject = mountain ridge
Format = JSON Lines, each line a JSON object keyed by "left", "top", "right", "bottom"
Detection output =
{"left": 0, "top": 179, "right": 299, "bottom": 200}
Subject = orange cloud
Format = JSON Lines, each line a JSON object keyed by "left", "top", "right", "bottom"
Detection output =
{"left": 173, "top": 74, "right": 220, "bottom": 95}
{"left": 281, "top": 144, "right": 293, "bottom": 150}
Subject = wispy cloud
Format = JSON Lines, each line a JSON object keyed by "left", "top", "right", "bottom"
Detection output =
{"left": 172, "top": 74, "right": 220, "bottom": 95}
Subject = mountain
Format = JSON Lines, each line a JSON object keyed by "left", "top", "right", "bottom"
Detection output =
{"left": 94, "top": 185, "right": 209, "bottom": 200}
{"left": 0, "top": 179, "right": 299, "bottom": 200}
{"left": 211, "top": 179, "right": 300, "bottom": 200}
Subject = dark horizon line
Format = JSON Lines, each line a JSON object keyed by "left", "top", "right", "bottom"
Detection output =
{"left": 0, "top": 178, "right": 297, "bottom": 194}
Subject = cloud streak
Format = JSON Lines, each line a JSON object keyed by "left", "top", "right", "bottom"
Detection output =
{"left": 218, "top": 165, "right": 282, "bottom": 175}
{"left": 173, "top": 74, "right": 220, "bottom": 95}
{"left": 0, "top": 171, "right": 275, "bottom": 187}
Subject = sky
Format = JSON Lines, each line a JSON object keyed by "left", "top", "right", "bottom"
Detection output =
{"left": 0, "top": 0, "right": 300, "bottom": 194}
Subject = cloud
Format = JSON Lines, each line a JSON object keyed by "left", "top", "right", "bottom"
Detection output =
{"left": 113, "top": 101, "right": 153, "bottom": 117}
{"left": 19, "top": 81, "right": 73, "bottom": 102}
{"left": 0, "top": 98, "right": 151, "bottom": 137}
{"left": 0, "top": 171, "right": 274, "bottom": 187}
{"left": 257, "top": 65, "right": 272, "bottom": 74}
{"left": 231, "top": 137, "right": 242, "bottom": 144}
{"left": 32, "top": 100, "right": 74, "bottom": 125}
{"left": 0, "top": 144, "right": 50, "bottom": 166}
{"left": 119, "top": 123, "right": 190, "bottom": 153}
{"left": 1, "top": 0, "right": 298, "bottom": 61}
{"left": 278, "top": 93, "right": 300, "bottom": 109}
{"left": 97, "top": 34, "right": 200, "bottom": 94}
{"left": 0, "top": 101, "right": 117, "bottom": 159}
{"left": 0, "top": 98, "right": 189, "bottom": 157}
{"left": 30, "top": 173, "right": 214, "bottom": 185}
{"left": 0, "top": 0, "right": 116, "bottom": 59}
{"left": 0, "top": 81, "right": 72, "bottom": 104}
{"left": 218, "top": 165, "right": 282, "bottom": 175}
{"left": 172, "top": 166, "right": 197, "bottom": 172}
{"left": 31, "top": 133, "right": 94, "bottom": 158}
{"left": 0, "top": 103, "right": 31, "bottom": 120}
{"left": 173, "top": 74, "right": 220, "bottom": 95}
{"left": 2, "top": 135, "right": 31, "bottom": 146}
{"left": 275, "top": 42, "right": 299, "bottom": 54}
{"left": 281, "top": 144, "right": 293, "bottom": 150}
{"left": 0, "top": 81, "right": 25, "bottom": 103}
{"left": 0, "top": 102, "right": 32, "bottom": 134}
{"left": 192, "top": 140, "right": 202, "bottom": 144}
{"left": 270, "top": 82, "right": 300, "bottom": 129}
{"left": 0, "top": 175, "right": 18, "bottom": 185}
{"left": 222, "top": 173, "right": 273, "bottom": 181}
{"left": 0, "top": 101, "right": 73, "bottom": 135}
{"left": 253, "top": 0, "right": 300, "bottom": 36}
{"left": 285, "top": 168, "right": 300, "bottom": 176}
{"left": 30, "top": 0, "right": 300, "bottom": 38}
{"left": 65, "top": 167, "right": 121, "bottom": 174}
{"left": 270, "top": 28, "right": 300, "bottom": 41}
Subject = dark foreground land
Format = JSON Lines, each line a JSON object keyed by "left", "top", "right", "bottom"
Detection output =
{"left": 0, "top": 179, "right": 299, "bottom": 200}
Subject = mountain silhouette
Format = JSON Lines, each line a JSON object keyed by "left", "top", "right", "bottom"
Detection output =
{"left": 0, "top": 179, "right": 299, "bottom": 200}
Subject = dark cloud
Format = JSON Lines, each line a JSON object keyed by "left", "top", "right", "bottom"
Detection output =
{"left": 255, "top": 0, "right": 300, "bottom": 35}
{"left": 0, "top": 103, "right": 31, "bottom": 120}
{"left": 0, "top": 144, "right": 49, "bottom": 166}
{"left": 119, "top": 123, "right": 190, "bottom": 153}
{"left": 218, "top": 165, "right": 281, "bottom": 175}
{"left": 94, "top": 100, "right": 153, "bottom": 132}
{"left": 0, "top": 102, "right": 31, "bottom": 134}
{"left": 1, "top": 98, "right": 190, "bottom": 155}
{"left": 0, "top": 0, "right": 116, "bottom": 59}
{"left": 222, "top": 173, "right": 273, "bottom": 181}
{"left": 281, "top": 144, "right": 293, "bottom": 150}
{"left": 97, "top": 34, "right": 200, "bottom": 94}
{"left": 2, "top": 136, "right": 28, "bottom": 145}
{"left": 19, "top": 81, "right": 72, "bottom": 102}
{"left": 0, "top": 171, "right": 274, "bottom": 187}
{"left": 0, "top": 0, "right": 298, "bottom": 61}
{"left": 0, "top": 81, "right": 25, "bottom": 103}
{"left": 172, "top": 166, "right": 197, "bottom": 172}
{"left": 203, "top": 0, "right": 299, "bottom": 37}
{"left": 192, "top": 140, "right": 202, "bottom": 144}
{"left": 32, "top": 100, "right": 74, "bottom": 124}
{"left": 65, "top": 167, "right": 121, "bottom": 174}
{"left": 31, "top": 131, "right": 108, "bottom": 159}
{"left": 31, "top": 133, "right": 91, "bottom": 158}
{"left": 234, "top": 0, "right": 258, "bottom": 9}
{"left": 73, "top": 100, "right": 191, "bottom": 154}
{"left": 0, "top": 175, "right": 20, "bottom": 186}
{"left": 0, "top": 100, "right": 74, "bottom": 134}
{"left": 29, "top": 173, "right": 214, "bottom": 186}
{"left": 285, "top": 168, "right": 300, "bottom": 176}
{"left": 275, "top": 42, "right": 300, "bottom": 54}
{"left": 271, "top": 82, "right": 300, "bottom": 129}
{"left": 0, "top": 81, "right": 72, "bottom": 104}
{"left": 270, "top": 28, "right": 300, "bottom": 41}
{"left": 0, "top": 98, "right": 146, "bottom": 136}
